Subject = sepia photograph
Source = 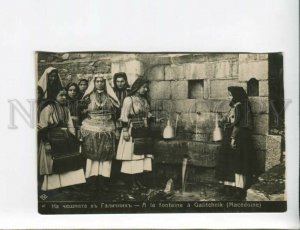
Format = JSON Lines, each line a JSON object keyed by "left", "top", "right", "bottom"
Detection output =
{"left": 0, "top": 0, "right": 298, "bottom": 228}
{"left": 36, "top": 52, "right": 286, "bottom": 214}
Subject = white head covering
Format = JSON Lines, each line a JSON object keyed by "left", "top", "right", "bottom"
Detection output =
{"left": 83, "top": 74, "right": 120, "bottom": 108}
{"left": 38, "top": 67, "right": 63, "bottom": 98}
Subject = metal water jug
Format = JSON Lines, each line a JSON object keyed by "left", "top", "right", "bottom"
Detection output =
{"left": 163, "top": 119, "right": 175, "bottom": 139}
{"left": 213, "top": 114, "right": 223, "bottom": 142}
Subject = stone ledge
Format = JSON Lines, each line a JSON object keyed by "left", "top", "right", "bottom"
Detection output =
{"left": 153, "top": 139, "right": 221, "bottom": 168}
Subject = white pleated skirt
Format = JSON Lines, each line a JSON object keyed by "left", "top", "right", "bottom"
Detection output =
{"left": 121, "top": 156, "right": 152, "bottom": 174}
{"left": 41, "top": 168, "right": 86, "bottom": 191}
{"left": 85, "top": 159, "right": 112, "bottom": 178}
{"left": 117, "top": 129, "right": 153, "bottom": 174}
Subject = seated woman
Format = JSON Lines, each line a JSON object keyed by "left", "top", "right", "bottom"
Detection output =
{"left": 38, "top": 88, "right": 86, "bottom": 191}
{"left": 216, "top": 86, "right": 258, "bottom": 199}
{"left": 80, "top": 74, "right": 120, "bottom": 192}
{"left": 116, "top": 78, "right": 154, "bottom": 192}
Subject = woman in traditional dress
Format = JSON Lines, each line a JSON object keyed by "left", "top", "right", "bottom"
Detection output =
{"left": 38, "top": 88, "right": 86, "bottom": 191}
{"left": 116, "top": 78, "right": 153, "bottom": 192}
{"left": 38, "top": 67, "right": 63, "bottom": 100}
{"left": 80, "top": 74, "right": 120, "bottom": 192}
{"left": 66, "top": 82, "right": 82, "bottom": 137}
{"left": 111, "top": 72, "right": 130, "bottom": 183}
{"left": 216, "top": 86, "right": 258, "bottom": 199}
{"left": 78, "top": 79, "right": 89, "bottom": 99}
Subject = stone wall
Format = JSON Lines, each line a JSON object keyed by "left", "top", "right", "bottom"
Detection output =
{"left": 37, "top": 52, "right": 283, "bottom": 173}
{"left": 37, "top": 52, "right": 144, "bottom": 86}
{"left": 142, "top": 53, "right": 273, "bottom": 172}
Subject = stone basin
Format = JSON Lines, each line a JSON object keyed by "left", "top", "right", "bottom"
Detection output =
{"left": 153, "top": 139, "right": 221, "bottom": 167}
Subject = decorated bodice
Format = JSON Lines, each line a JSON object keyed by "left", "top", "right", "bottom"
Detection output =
{"left": 119, "top": 96, "right": 151, "bottom": 122}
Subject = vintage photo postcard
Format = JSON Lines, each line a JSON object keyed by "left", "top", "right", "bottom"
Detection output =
{"left": 36, "top": 52, "right": 286, "bottom": 214}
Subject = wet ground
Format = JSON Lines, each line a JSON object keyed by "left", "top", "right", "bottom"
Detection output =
{"left": 38, "top": 180, "right": 244, "bottom": 202}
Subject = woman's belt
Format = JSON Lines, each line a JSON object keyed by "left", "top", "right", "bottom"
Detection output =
{"left": 81, "top": 118, "right": 115, "bottom": 133}
{"left": 129, "top": 117, "right": 147, "bottom": 128}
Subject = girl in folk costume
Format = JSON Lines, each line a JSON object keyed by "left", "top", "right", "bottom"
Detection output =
{"left": 116, "top": 78, "right": 153, "bottom": 192}
{"left": 77, "top": 79, "right": 89, "bottom": 99}
{"left": 38, "top": 88, "right": 86, "bottom": 191}
{"left": 80, "top": 74, "right": 120, "bottom": 191}
{"left": 66, "top": 82, "right": 84, "bottom": 137}
{"left": 112, "top": 72, "right": 130, "bottom": 119}
{"left": 111, "top": 72, "right": 130, "bottom": 183}
{"left": 38, "top": 67, "right": 63, "bottom": 100}
{"left": 216, "top": 86, "right": 258, "bottom": 199}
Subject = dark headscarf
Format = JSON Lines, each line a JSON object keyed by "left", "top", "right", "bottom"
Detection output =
{"left": 66, "top": 82, "right": 80, "bottom": 100}
{"left": 128, "top": 78, "right": 149, "bottom": 96}
{"left": 113, "top": 72, "right": 130, "bottom": 91}
{"left": 228, "top": 86, "right": 248, "bottom": 105}
{"left": 78, "top": 79, "right": 88, "bottom": 85}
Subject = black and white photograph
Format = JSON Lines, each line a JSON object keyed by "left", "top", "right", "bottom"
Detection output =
{"left": 0, "top": 0, "right": 298, "bottom": 228}
{"left": 37, "top": 52, "right": 286, "bottom": 214}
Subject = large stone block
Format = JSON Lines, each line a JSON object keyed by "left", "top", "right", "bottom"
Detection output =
{"left": 210, "top": 79, "right": 247, "bottom": 99}
{"left": 174, "top": 112, "right": 214, "bottom": 135}
{"left": 259, "top": 80, "right": 269, "bottom": 96}
{"left": 185, "top": 112, "right": 215, "bottom": 137}
{"left": 110, "top": 54, "right": 137, "bottom": 62}
{"left": 166, "top": 99, "right": 197, "bottom": 114}
{"left": 171, "top": 54, "right": 208, "bottom": 64}
{"left": 207, "top": 99, "right": 230, "bottom": 113}
{"left": 111, "top": 59, "right": 143, "bottom": 85}
{"left": 252, "top": 135, "right": 266, "bottom": 150}
{"left": 195, "top": 100, "right": 211, "bottom": 113}
{"left": 150, "top": 99, "right": 164, "bottom": 111}
{"left": 137, "top": 54, "right": 172, "bottom": 65}
{"left": 187, "top": 141, "right": 221, "bottom": 167}
{"left": 177, "top": 113, "right": 195, "bottom": 133}
{"left": 184, "top": 63, "right": 207, "bottom": 80}
{"left": 258, "top": 54, "right": 268, "bottom": 60}
{"left": 171, "top": 81, "right": 188, "bottom": 99}
{"left": 249, "top": 97, "right": 269, "bottom": 114}
{"left": 253, "top": 114, "right": 269, "bottom": 135}
{"left": 153, "top": 140, "right": 187, "bottom": 164}
{"left": 175, "top": 132, "right": 193, "bottom": 140}
{"left": 239, "top": 60, "right": 268, "bottom": 81}
{"left": 165, "top": 63, "right": 210, "bottom": 80}
{"left": 205, "top": 62, "right": 216, "bottom": 78}
{"left": 145, "top": 65, "right": 165, "bottom": 81}
{"left": 207, "top": 54, "right": 239, "bottom": 62}
{"left": 149, "top": 81, "right": 171, "bottom": 100}
{"left": 265, "top": 135, "right": 282, "bottom": 171}
{"left": 165, "top": 65, "right": 184, "bottom": 80}
{"left": 239, "top": 54, "right": 268, "bottom": 63}
{"left": 215, "top": 61, "right": 231, "bottom": 78}
{"left": 231, "top": 60, "right": 239, "bottom": 77}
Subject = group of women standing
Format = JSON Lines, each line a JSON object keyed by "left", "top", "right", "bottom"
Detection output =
{"left": 37, "top": 66, "right": 258, "bottom": 200}
{"left": 37, "top": 67, "right": 153, "bottom": 194}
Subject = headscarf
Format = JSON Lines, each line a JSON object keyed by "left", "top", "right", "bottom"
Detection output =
{"left": 128, "top": 78, "right": 149, "bottom": 96}
{"left": 82, "top": 74, "right": 120, "bottom": 108}
{"left": 228, "top": 86, "right": 248, "bottom": 105}
{"left": 38, "top": 67, "right": 63, "bottom": 99}
{"left": 113, "top": 72, "right": 130, "bottom": 90}
{"left": 78, "top": 78, "right": 89, "bottom": 86}
{"left": 66, "top": 82, "right": 80, "bottom": 100}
